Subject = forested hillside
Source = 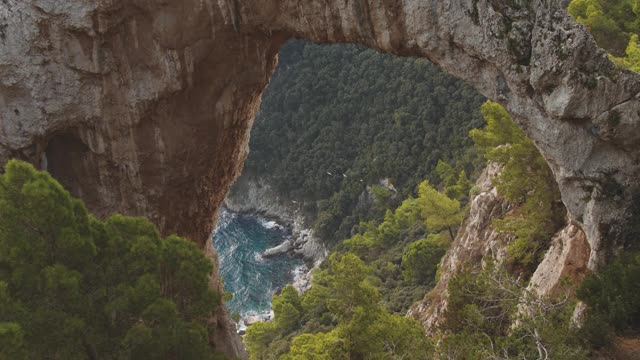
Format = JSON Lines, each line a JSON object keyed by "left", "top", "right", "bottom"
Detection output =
{"left": 243, "top": 40, "right": 486, "bottom": 242}
{"left": 242, "top": 10, "right": 640, "bottom": 352}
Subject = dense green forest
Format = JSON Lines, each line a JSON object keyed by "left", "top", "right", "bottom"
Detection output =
{"left": 0, "top": 161, "right": 227, "bottom": 360}
{"left": 569, "top": 0, "right": 640, "bottom": 71}
{"left": 243, "top": 40, "right": 486, "bottom": 242}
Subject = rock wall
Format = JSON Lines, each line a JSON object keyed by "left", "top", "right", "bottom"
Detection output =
{"left": 2, "top": 0, "right": 640, "bottom": 354}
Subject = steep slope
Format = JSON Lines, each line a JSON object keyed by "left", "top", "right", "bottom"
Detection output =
{"left": 409, "top": 163, "right": 591, "bottom": 334}
{"left": 240, "top": 39, "right": 485, "bottom": 244}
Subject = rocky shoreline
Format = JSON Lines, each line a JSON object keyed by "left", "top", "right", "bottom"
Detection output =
{"left": 224, "top": 175, "right": 327, "bottom": 294}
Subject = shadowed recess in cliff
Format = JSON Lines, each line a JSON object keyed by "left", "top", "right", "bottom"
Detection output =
{"left": 44, "top": 131, "right": 96, "bottom": 205}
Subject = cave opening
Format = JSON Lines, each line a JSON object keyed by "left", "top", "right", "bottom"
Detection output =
{"left": 45, "top": 130, "right": 92, "bottom": 203}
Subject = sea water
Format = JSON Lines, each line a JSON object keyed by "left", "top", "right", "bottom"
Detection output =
{"left": 212, "top": 208, "right": 303, "bottom": 320}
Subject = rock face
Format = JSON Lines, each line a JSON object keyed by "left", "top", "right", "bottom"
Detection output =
{"left": 409, "top": 163, "right": 512, "bottom": 333}
{"left": 528, "top": 224, "right": 591, "bottom": 298}
{"left": 409, "top": 163, "right": 592, "bottom": 334}
{"left": 2, "top": 0, "right": 640, "bottom": 354}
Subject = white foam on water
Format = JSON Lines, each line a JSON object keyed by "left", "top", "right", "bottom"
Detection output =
{"left": 213, "top": 208, "right": 237, "bottom": 235}
{"left": 263, "top": 220, "right": 278, "bottom": 229}
{"left": 253, "top": 252, "right": 265, "bottom": 262}
{"left": 257, "top": 216, "right": 284, "bottom": 230}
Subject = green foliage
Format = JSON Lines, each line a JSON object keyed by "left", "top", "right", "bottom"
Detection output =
{"left": 418, "top": 181, "right": 464, "bottom": 239}
{"left": 577, "top": 251, "right": 640, "bottom": 346}
{"left": 439, "top": 265, "right": 588, "bottom": 359}
{"left": 244, "top": 321, "right": 277, "bottom": 359}
{"left": 244, "top": 252, "right": 431, "bottom": 360}
{"left": 471, "top": 101, "right": 564, "bottom": 274}
{"left": 244, "top": 40, "right": 485, "bottom": 242}
{"left": 569, "top": 0, "right": 640, "bottom": 69}
{"left": 612, "top": 33, "right": 640, "bottom": 71}
{"left": 341, "top": 179, "right": 462, "bottom": 312}
{"left": 322, "top": 253, "right": 381, "bottom": 322}
{"left": 402, "top": 235, "right": 448, "bottom": 285}
{"left": 281, "top": 331, "right": 347, "bottom": 360}
{"left": 370, "top": 185, "right": 393, "bottom": 212}
{"left": 272, "top": 286, "right": 303, "bottom": 334}
{"left": 0, "top": 160, "right": 223, "bottom": 359}
{"left": 437, "top": 160, "right": 474, "bottom": 202}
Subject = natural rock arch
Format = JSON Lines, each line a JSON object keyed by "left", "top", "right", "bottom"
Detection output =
{"left": 1, "top": 1, "right": 639, "bottom": 357}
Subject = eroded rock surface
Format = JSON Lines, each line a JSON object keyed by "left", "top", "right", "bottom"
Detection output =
{"left": 2, "top": 0, "right": 640, "bottom": 353}
{"left": 528, "top": 223, "right": 591, "bottom": 298}
{"left": 409, "top": 164, "right": 592, "bottom": 334}
{"left": 408, "top": 163, "right": 513, "bottom": 333}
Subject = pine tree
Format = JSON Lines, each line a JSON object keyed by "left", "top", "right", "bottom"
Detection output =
{"left": 418, "top": 181, "right": 464, "bottom": 240}
{"left": 0, "top": 160, "right": 222, "bottom": 359}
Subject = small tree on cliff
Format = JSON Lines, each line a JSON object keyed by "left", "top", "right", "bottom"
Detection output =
{"left": 417, "top": 180, "right": 464, "bottom": 240}
{"left": 402, "top": 234, "right": 448, "bottom": 285}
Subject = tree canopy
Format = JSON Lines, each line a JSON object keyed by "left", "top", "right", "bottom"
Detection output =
{"left": 244, "top": 253, "right": 431, "bottom": 360}
{"left": 569, "top": 0, "right": 640, "bottom": 70}
{"left": 0, "top": 160, "right": 225, "bottom": 360}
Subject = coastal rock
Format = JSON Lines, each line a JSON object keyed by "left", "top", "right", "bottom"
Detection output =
{"left": 2, "top": 0, "right": 640, "bottom": 352}
{"left": 262, "top": 239, "right": 293, "bottom": 258}
{"left": 291, "top": 264, "right": 316, "bottom": 293}
{"left": 409, "top": 164, "right": 593, "bottom": 335}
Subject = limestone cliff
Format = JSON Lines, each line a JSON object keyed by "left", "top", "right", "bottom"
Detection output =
{"left": 1, "top": 0, "right": 640, "bottom": 355}
{"left": 409, "top": 163, "right": 592, "bottom": 335}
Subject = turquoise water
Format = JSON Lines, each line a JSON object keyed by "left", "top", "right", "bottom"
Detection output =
{"left": 212, "top": 208, "right": 303, "bottom": 318}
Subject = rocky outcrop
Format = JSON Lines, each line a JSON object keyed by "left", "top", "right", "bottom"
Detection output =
{"left": 2, "top": 0, "right": 640, "bottom": 354}
{"left": 409, "top": 163, "right": 592, "bottom": 334}
{"left": 409, "top": 163, "right": 513, "bottom": 333}
{"left": 528, "top": 224, "right": 591, "bottom": 298}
